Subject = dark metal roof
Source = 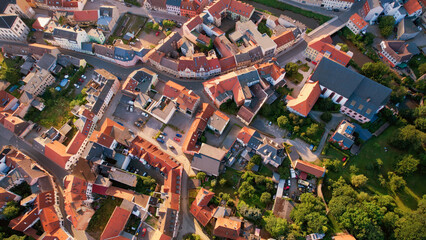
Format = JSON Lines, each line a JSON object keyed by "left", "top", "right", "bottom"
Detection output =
{"left": 0, "top": 14, "right": 17, "bottom": 29}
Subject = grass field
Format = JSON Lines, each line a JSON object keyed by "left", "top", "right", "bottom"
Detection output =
{"left": 323, "top": 126, "right": 425, "bottom": 211}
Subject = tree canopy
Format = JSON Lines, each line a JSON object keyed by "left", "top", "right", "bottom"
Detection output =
{"left": 264, "top": 214, "right": 289, "bottom": 238}
{"left": 378, "top": 16, "right": 395, "bottom": 38}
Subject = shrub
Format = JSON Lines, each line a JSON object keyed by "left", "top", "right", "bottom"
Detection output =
{"left": 320, "top": 112, "right": 332, "bottom": 122}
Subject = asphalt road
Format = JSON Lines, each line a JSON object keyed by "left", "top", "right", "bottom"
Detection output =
{"left": 0, "top": 124, "right": 68, "bottom": 184}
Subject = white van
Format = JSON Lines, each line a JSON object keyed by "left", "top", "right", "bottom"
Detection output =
{"left": 290, "top": 168, "right": 296, "bottom": 179}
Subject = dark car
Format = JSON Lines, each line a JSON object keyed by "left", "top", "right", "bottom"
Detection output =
{"left": 125, "top": 3, "right": 132, "bottom": 7}
{"left": 157, "top": 138, "right": 165, "bottom": 143}
{"left": 176, "top": 133, "right": 182, "bottom": 138}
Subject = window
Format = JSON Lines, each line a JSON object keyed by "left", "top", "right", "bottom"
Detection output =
{"left": 336, "top": 96, "right": 343, "bottom": 103}
{"left": 350, "top": 100, "right": 356, "bottom": 106}
{"left": 329, "top": 92, "right": 335, "bottom": 99}
{"left": 358, "top": 104, "right": 364, "bottom": 110}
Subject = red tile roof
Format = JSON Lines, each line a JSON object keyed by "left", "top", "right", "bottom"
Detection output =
{"left": 294, "top": 160, "right": 325, "bottom": 178}
{"left": 197, "top": 33, "right": 211, "bottom": 45}
{"left": 190, "top": 188, "right": 215, "bottom": 226}
{"left": 9, "top": 208, "right": 39, "bottom": 232}
{"left": 36, "top": 190, "right": 55, "bottom": 209}
{"left": 228, "top": 0, "right": 254, "bottom": 18}
{"left": 236, "top": 106, "right": 255, "bottom": 124}
{"left": 163, "top": 81, "right": 200, "bottom": 112}
{"left": 39, "top": 206, "right": 61, "bottom": 233}
{"left": 219, "top": 56, "right": 236, "bottom": 72}
{"left": 182, "top": 103, "right": 215, "bottom": 154}
{"left": 129, "top": 136, "right": 179, "bottom": 174}
{"left": 0, "top": 187, "right": 19, "bottom": 207}
{"left": 203, "top": 73, "right": 246, "bottom": 105}
{"left": 64, "top": 175, "right": 87, "bottom": 203}
{"left": 100, "top": 206, "right": 131, "bottom": 240}
{"left": 213, "top": 217, "right": 241, "bottom": 239}
{"left": 207, "top": 0, "right": 231, "bottom": 18}
{"left": 66, "top": 131, "right": 86, "bottom": 154}
{"left": 286, "top": 81, "right": 321, "bottom": 117}
{"left": 236, "top": 126, "right": 256, "bottom": 144}
{"left": 44, "top": 141, "right": 71, "bottom": 168}
{"left": 256, "top": 61, "right": 286, "bottom": 81}
{"left": 163, "top": 166, "right": 182, "bottom": 211}
{"left": 73, "top": 10, "right": 99, "bottom": 22}
{"left": 271, "top": 30, "right": 295, "bottom": 48}
{"left": 404, "top": 0, "right": 422, "bottom": 15}
{"left": 349, "top": 13, "right": 368, "bottom": 30}
{"left": 185, "top": 15, "right": 203, "bottom": 30}
{"left": 308, "top": 37, "right": 352, "bottom": 66}
{"left": 178, "top": 53, "right": 210, "bottom": 73}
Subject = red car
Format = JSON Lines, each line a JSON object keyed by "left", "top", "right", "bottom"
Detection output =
{"left": 342, "top": 157, "right": 347, "bottom": 162}
{"left": 173, "top": 137, "right": 180, "bottom": 142}
{"left": 155, "top": 31, "right": 160, "bottom": 36}
{"left": 141, "top": 228, "right": 147, "bottom": 237}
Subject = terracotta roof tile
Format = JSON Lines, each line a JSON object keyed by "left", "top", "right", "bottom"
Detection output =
{"left": 286, "top": 81, "right": 321, "bottom": 117}
{"left": 294, "top": 160, "right": 325, "bottom": 178}
{"left": 308, "top": 37, "right": 352, "bottom": 66}
{"left": 349, "top": 13, "right": 368, "bottom": 30}
{"left": 100, "top": 206, "right": 131, "bottom": 240}
{"left": 236, "top": 126, "right": 256, "bottom": 144}
{"left": 213, "top": 217, "right": 241, "bottom": 239}
{"left": 228, "top": 0, "right": 254, "bottom": 18}
{"left": 39, "top": 206, "right": 60, "bottom": 233}
{"left": 404, "top": 0, "right": 422, "bottom": 15}
{"left": 163, "top": 81, "right": 200, "bottom": 112}
{"left": 190, "top": 188, "right": 215, "bottom": 226}
{"left": 271, "top": 30, "right": 295, "bottom": 48}
{"left": 73, "top": 10, "right": 99, "bottom": 22}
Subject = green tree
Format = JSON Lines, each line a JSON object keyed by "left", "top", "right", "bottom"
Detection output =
{"left": 290, "top": 193, "right": 328, "bottom": 234}
{"left": 211, "top": 179, "right": 217, "bottom": 188}
{"left": 251, "top": 155, "right": 262, "bottom": 165}
{"left": 306, "top": 123, "right": 320, "bottom": 137}
{"left": 351, "top": 174, "right": 368, "bottom": 188}
{"left": 337, "top": 43, "right": 349, "bottom": 52}
{"left": 285, "top": 62, "right": 299, "bottom": 76}
{"left": 196, "top": 172, "right": 206, "bottom": 182}
{"left": 277, "top": 115, "right": 289, "bottom": 129}
{"left": 320, "top": 112, "right": 332, "bottom": 122}
{"left": 414, "top": 118, "right": 426, "bottom": 131}
{"left": 418, "top": 62, "right": 426, "bottom": 76}
{"left": 3, "top": 201, "right": 20, "bottom": 219}
{"left": 391, "top": 125, "right": 426, "bottom": 152}
{"left": 396, "top": 155, "right": 419, "bottom": 175}
{"left": 378, "top": 16, "right": 395, "bottom": 38}
{"left": 395, "top": 195, "right": 426, "bottom": 240}
{"left": 183, "top": 234, "right": 201, "bottom": 240}
{"left": 238, "top": 182, "right": 255, "bottom": 199}
{"left": 4, "top": 235, "right": 26, "bottom": 240}
{"left": 388, "top": 172, "right": 406, "bottom": 192}
{"left": 260, "top": 192, "right": 272, "bottom": 205}
{"left": 264, "top": 214, "right": 288, "bottom": 238}
{"left": 219, "top": 178, "right": 227, "bottom": 186}
{"left": 361, "top": 62, "right": 389, "bottom": 83}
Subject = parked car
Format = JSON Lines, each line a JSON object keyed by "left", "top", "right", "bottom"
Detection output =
{"left": 290, "top": 168, "right": 296, "bottom": 179}
{"left": 156, "top": 138, "right": 164, "bottom": 143}
{"left": 287, "top": 179, "right": 291, "bottom": 186}
{"left": 173, "top": 137, "right": 180, "bottom": 142}
{"left": 159, "top": 135, "right": 165, "bottom": 139}
{"left": 168, "top": 145, "right": 175, "bottom": 149}
{"left": 81, "top": 75, "right": 87, "bottom": 79}
{"left": 161, "top": 132, "right": 167, "bottom": 136}
{"left": 73, "top": 84, "right": 79, "bottom": 88}
{"left": 268, "top": 121, "right": 272, "bottom": 126}
{"left": 142, "top": 172, "right": 147, "bottom": 177}
{"left": 156, "top": 31, "right": 160, "bottom": 36}
{"left": 129, "top": 106, "right": 134, "bottom": 112}
{"left": 141, "top": 112, "right": 149, "bottom": 117}
{"left": 342, "top": 156, "right": 347, "bottom": 162}
{"left": 176, "top": 133, "right": 182, "bottom": 138}
{"left": 141, "top": 228, "right": 147, "bottom": 237}
{"left": 134, "top": 122, "right": 141, "bottom": 127}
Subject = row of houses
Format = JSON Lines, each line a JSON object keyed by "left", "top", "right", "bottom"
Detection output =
{"left": 1, "top": 147, "right": 72, "bottom": 239}
{"left": 145, "top": 0, "right": 209, "bottom": 17}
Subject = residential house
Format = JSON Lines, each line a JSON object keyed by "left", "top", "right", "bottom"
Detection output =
{"left": 129, "top": 136, "right": 180, "bottom": 176}
{"left": 360, "top": 0, "right": 383, "bottom": 24}
{"left": 144, "top": 0, "right": 167, "bottom": 12}
{"left": 323, "top": 0, "right": 354, "bottom": 10}
{"left": 204, "top": 0, "right": 254, "bottom": 27}
{"left": 346, "top": 13, "right": 369, "bottom": 34}
{"left": 182, "top": 103, "right": 215, "bottom": 155}
{"left": 190, "top": 188, "right": 215, "bottom": 226}
{"left": 97, "top": 5, "right": 119, "bottom": 32}
{"left": 332, "top": 234, "right": 357, "bottom": 240}
{"left": 50, "top": 25, "right": 90, "bottom": 52}
{"left": 88, "top": 28, "right": 105, "bottom": 44}
{"left": 63, "top": 174, "right": 95, "bottom": 230}
{"left": 72, "top": 10, "right": 98, "bottom": 26}
{"left": 0, "top": 0, "right": 35, "bottom": 18}
{"left": 272, "top": 30, "right": 297, "bottom": 54}
{"left": 219, "top": 56, "right": 237, "bottom": 73}
{"left": 29, "top": 43, "right": 60, "bottom": 58}
{"left": 36, "top": 53, "right": 57, "bottom": 72}
{"left": 379, "top": 40, "right": 413, "bottom": 67}
{"left": 257, "top": 138, "right": 286, "bottom": 168}
{"left": 397, "top": 18, "right": 420, "bottom": 40}
{"left": 22, "top": 69, "right": 55, "bottom": 96}
{"left": 163, "top": 81, "right": 201, "bottom": 117}
{"left": 382, "top": 0, "right": 407, "bottom": 24}
{"left": 310, "top": 58, "right": 392, "bottom": 123}
{"left": 235, "top": 126, "right": 263, "bottom": 150}
{"left": 0, "top": 14, "right": 29, "bottom": 41}
{"left": 177, "top": 53, "right": 220, "bottom": 78}
{"left": 192, "top": 143, "right": 227, "bottom": 176}
{"left": 178, "top": 38, "right": 195, "bottom": 57}
{"left": 404, "top": 0, "right": 422, "bottom": 18}
{"left": 213, "top": 217, "right": 242, "bottom": 240}
{"left": 89, "top": 118, "right": 134, "bottom": 151}
{"left": 122, "top": 68, "right": 158, "bottom": 97}
{"left": 100, "top": 206, "right": 131, "bottom": 240}
{"left": 166, "top": 0, "right": 182, "bottom": 15}
{"left": 33, "top": 0, "right": 87, "bottom": 11}
{"left": 255, "top": 61, "right": 286, "bottom": 86}
{"left": 8, "top": 208, "right": 40, "bottom": 233}
{"left": 207, "top": 110, "right": 230, "bottom": 135}
{"left": 0, "top": 187, "right": 21, "bottom": 209}
{"left": 329, "top": 120, "right": 355, "bottom": 150}
{"left": 286, "top": 81, "right": 321, "bottom": 117}
{"left": 230, "top": 20, "right": 277, "bottom": 58}
{"left": 272, "top": 197, "right": 294, "bottom": 221}
{"left": 213, "top": 35, "right": 239, "bottom": 58}
{"left": 294, "top": 160, "right": 325, "bottom": 178}
{"left": 44, "top": 131, "right": 87, "bottom": 168}
{"left": 304, "top": 36, "right": 353, "bottom": 66}
{"left": 32, "top": 16, "right": 51, "bottom": 31}
{"left": 180, "top": 0, "right": 208, "bottom": 18}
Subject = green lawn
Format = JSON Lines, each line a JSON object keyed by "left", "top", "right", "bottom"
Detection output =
{"left": 323, "top": 126, "right": 425, "bottom": 210}
{"left": 322, "top": 144, "right": 345, "bottom": 161}
{"left": 298, "top": 63, "right": 310, "bottom": 72}
{"left": 211, "top": 168, "right": 243, "bottom": 198}
{"left": 408, "top": 54, "right": 426, "bottom": 79}
{"left": 87, "top": 197, "right": 122, "bottom": 239}
{"left": 286, "top": 72, "right": 303, "bottom": 84}
{"left": 258, "top": 165, "right": 273, "bottom": 177}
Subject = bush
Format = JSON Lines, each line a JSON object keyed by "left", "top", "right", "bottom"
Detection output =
{"left": 313, "top": 98, "right": 340, "bottom": 112}
{"left": 378, "top": 16, "right": 395, "bottom": 38}
{"left": 351, "top": 174, "right": 368, "bottom": 188}
{"left": 320, "top": 112, "right": 332, "bottom": 122}
{"left": 219, "top": 99, "right": 239, "bottom": 115}
{"left": 388, "top": 172, "right": 406, "bottom": 192}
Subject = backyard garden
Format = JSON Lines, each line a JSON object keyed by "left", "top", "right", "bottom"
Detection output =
{"left": 107, "top": 13, "right": 148, "bottom": 44}
{"left": 87, "top": 196, "right": 123, "bottom": 239}
{"left": 0, "top": 54, "right": 25, "bottom": 98}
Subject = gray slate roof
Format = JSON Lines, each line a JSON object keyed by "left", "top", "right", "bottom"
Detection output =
{"left": 37, "top": 54, "right": 56, "bottom": 70}
{"left": 0, "top": 1, "right": 16, "bottom": 14}
{"left": 311, "top": 58, "right": 392, "bottom": 119}
{"left": 166, "top": 0, "right": 182, "bottom": 7}
{"left": 53, "top": 28, "right": 78, "bottom": 41}
{"left": 0, "top": 14, "right": 17, "bottom": 29}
